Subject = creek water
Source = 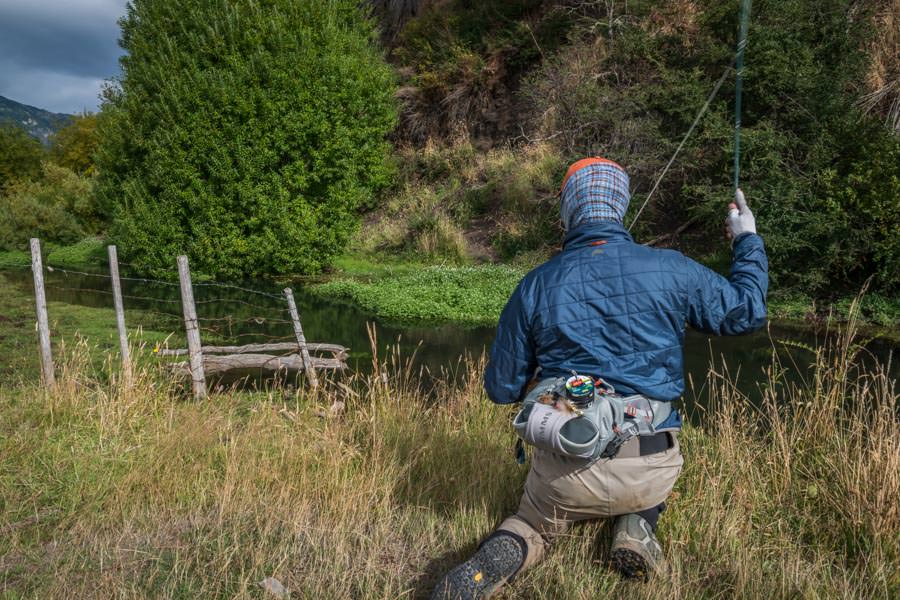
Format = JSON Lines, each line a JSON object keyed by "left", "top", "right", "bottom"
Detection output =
{"left": 3, "top": 267, "right": 895, "bottom": 417}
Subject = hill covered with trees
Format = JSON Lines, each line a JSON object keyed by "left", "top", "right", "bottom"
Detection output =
{"left": 0, "top": 95, "right": 72, "bottom": 145}
{"left": 1, "top": 0, "right": 896, "bottom": 312}
{"left": 364, "top": 0, "right": 899, "bottom": 302}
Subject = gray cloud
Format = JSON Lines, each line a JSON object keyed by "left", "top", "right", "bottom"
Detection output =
{"left": 0, "top": 0, "right": 128, "bottom": 113}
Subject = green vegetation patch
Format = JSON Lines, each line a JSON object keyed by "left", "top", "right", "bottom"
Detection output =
{"left": 97, "top": 0, "right": 398, "bottom": 279}
{"left": 318, "top": 256, "right": 900, "bottom": 333}
{"left": 0, "top": 271, "right": 181, "bottom": 382}
{"left": 769, "top": 292, "right": 900, "bottom": 333}
{"left": 45, "top": 236, "right": 107, "bottom": 268}
{"left": 312, "top": 264, "right": 526, "bottom": 325}
{"left": 0, "top": 248, "right": 29, "bottom": 269}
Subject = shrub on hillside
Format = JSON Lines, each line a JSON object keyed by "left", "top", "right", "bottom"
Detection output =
{"left": 819, "top": 131, "right": 900, "bottom": 292}
{"left": 97, "top": 0, "right": 397, "bottom": 279}
{"left": 0, "top": 163, "right": 97, "bottom": 250}
{"left": 391, "top": 0, "right": 571, "bottom": 143}
{"left": 520, "top": 0, "right": 899, "bottom": 296}
{"left": 363, "top": 142, "right": 564, "bottom": 263}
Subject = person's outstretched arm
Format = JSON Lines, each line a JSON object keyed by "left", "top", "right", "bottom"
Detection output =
{"left": 686, "top": 189, "right": 769, "bottom": 336}
{"left": 484, "top": 281, "right": 537, "bottom": 404}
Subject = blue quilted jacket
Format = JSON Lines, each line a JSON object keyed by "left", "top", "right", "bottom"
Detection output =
{"left": 484, "top": 222, "right": 768, "bottom": 409}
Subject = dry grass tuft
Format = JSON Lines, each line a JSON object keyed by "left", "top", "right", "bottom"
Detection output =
{"left": 0, "top": 303, "right": 897, "bottom": 598}
{"left": 361, "top": 141, "right": 563, "bottom": 263}
{"left": 860, "top": 0, "right": 900, "bottom": 132}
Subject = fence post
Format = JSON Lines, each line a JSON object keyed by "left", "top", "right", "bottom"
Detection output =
{"left": 283, "top": 288, "right": 318, "bottom": 389}
{"left": 177, "top": 255, "right": 206, "bottom": 399}
{"left": 107, "top": 245, "right": 132, "bottom": 385}
{"left": 30, "top": 238, "right": 55, "bottom": 388}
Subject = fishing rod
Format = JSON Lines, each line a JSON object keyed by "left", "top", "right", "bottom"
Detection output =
{"left": 628, "top": 0, "right": 752, "bottom": 230}
{"left": 734, "top": 0, "right": 752, "bottom": 192}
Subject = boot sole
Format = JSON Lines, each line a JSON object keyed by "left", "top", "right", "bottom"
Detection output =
{"left": 610, "top": 547, "right": 650, "bottom": 581}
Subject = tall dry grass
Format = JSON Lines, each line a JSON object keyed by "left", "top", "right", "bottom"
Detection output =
{"left": 860, "top": 0, "right": 900, "bottom": 132}
{"left": 361, "top": 141, "right": 564, "bottom": 263}
{"left": 0, "top": 311, "right": 896, "bottom": 598}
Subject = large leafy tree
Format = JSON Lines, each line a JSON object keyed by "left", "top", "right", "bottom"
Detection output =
{"left": 51, "top": 113, "right": 100, "bottom": 175}
{"left": 0, "top": 124, "right": 45, "bottom": 190}
{"left": 97, "top": 0, "right": 397, "bottom": 278}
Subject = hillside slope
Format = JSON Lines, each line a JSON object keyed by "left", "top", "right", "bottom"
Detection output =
{"left": 0, "top": 95, "right": 72, "bottom": 144}
{"left": 364, "top": 0, "right": 900, "bottom": 300}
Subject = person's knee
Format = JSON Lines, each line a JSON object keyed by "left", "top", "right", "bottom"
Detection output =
{"left": 496, "top": 516, "right": 550, "bottom": 571}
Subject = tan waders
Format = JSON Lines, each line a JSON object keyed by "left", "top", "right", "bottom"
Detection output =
{"left": 432, "top": 433, "right": 682, "bottom": 599}
{"left": 496, "top": 433, "right": 681, "bottom": 569}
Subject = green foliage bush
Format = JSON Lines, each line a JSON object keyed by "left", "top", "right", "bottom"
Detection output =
{"left": 0, "top": 163, "right": 99, "bottom": 250}
{"left": 518, "top": 0, "right": 899, "bottom": 296}
{"left": 97, "top": 0, "right": 397, "bottom": 279}
{"left": 50, "top": 113, "right": 100, "bottom": 176}
{"left": 819, "top": 131, "right": 900, "bottom": 293}
{"left": 0, "top": 123, "right": 45, "bottom": 190}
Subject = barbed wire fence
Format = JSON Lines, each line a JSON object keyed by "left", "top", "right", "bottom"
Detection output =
{"left": 15, "top": 238, "right": 346, "bottom": 398}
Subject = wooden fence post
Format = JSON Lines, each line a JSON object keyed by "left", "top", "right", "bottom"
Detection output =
{"left": 177, "top": 255, "right": 206, "bottom": 399}
{"left": 107, "top": 245, "right": 132, "bottom": 385}
{"left": 284, "top": 288, "right": 318, "bottom": 389}
{"left": 30, "top": 238, "right": 55, "bottom": 388}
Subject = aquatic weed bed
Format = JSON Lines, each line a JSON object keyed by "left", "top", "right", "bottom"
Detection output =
{"left": 311, "top": 264, "right": 527, "bottom": 325}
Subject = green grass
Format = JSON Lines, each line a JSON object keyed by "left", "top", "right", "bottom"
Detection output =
{"left": 0, "top": 271, "right": 182, "bottom": 382}
{"left": 328, "top": 253, "right": 434, "bottom": 278}
{"left": 0, "top": 249, "right": 29, "bottom": 269}
{"left": 0, "top": 237, "right": 108, "bottom": 271}
{"left": 312, "top": 263, "right": 526, "bottom": 325}
{"left": 0, "top": 309, "right": 896, "bottom": 598}
{"left": 45, "top": 236, "right": 107, "bottom": 268}
{"left": 316, "top": 257, "right": 900, "bottom": 340}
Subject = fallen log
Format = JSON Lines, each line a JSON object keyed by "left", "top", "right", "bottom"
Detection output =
{"left": 168, "top": 353, "right": 346, "bottom": 376}
{"left": 157, "top": 342, "right": 347, "bottom": 358}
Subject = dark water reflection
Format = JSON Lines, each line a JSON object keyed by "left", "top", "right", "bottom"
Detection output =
{"left": 3, "top": 267, "right": 895, "bottom": 418}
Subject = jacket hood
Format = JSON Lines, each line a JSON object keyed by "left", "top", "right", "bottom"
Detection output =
{"left": 560, "top": 159, "right": 631, "bottom": 230}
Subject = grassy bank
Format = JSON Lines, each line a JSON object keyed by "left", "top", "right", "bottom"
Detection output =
{"left": 314, "top": 255, "right": 900, "bottom": 334}
{"left": 0, "top": 237, "right": 106, "bottom": 270}
{"left": 0, "top": 308, "right": 897, "bottom": 598}
{"left": 0, "top": 270, "right": 181, "bottom": 382}
{"left": 313, "top": 262, "right": 526, "bottom": 325}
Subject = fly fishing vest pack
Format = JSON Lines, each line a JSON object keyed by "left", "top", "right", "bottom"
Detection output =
{"left": 513, "top": 375, "right": 679, "bottom": 460}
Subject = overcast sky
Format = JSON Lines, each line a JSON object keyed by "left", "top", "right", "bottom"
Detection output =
{"left": 0, "top": 0, "right": 129, "bottom": 114}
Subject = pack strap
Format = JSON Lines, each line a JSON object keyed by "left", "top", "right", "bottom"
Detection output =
{"left": 598, "top": 420, "right": 640, "bottom": 459}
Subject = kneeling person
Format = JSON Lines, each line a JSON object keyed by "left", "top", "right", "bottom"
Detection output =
{"left": 432, "top": 158, "right": 768, "bottom": 599}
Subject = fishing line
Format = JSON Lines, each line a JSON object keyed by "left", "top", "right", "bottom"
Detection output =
{"left": 627, "top": 63, "right": 733, "bottom": 230}
{"left": 629, "top": 0, "right": 752, "bottom": 230}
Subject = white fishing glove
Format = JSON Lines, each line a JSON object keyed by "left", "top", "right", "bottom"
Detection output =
{"left": 725, "top": 188, "right": 756, "bottom": 243}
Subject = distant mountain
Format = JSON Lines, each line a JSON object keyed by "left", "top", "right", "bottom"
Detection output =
{"left": 0, "top": 95, "right": 73, "bottom": 145}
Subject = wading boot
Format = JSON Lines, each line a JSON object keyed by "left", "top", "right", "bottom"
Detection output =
{"left": 609, "top": 513, "right": 664, "bottom": 580}
{"left": 430, "top": 532, "right": 526, "bottom": 600}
